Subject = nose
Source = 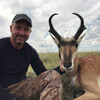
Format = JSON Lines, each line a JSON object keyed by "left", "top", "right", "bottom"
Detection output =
{"left": 64, "top": 62, "right": 72, "bottom": 68}
{"left": 19, "top": 30, "right": 25, "bottom": 35}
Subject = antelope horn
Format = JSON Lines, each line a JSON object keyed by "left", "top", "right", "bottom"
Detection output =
{"left": 49, "top": 13, "right": 62, "bottom": 41}
{"left": 72, "top": 13, "right": 86, "bottom": 40}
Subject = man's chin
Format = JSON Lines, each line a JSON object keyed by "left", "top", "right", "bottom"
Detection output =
{"left": 15, "top": 38, "right": 27, "bottom": 46}
{"left": 16, "top": 41, "right": 24, "bottom": 46}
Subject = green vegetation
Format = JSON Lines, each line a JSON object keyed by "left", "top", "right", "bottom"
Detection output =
{"left": 26, "top": 52, "right": 100, "bottom": 100}
{"left": 39, "top": 52, "right": 60, "bottom": 69}
{"left": 77, "top": 52, "right": 100, "bottom": 57}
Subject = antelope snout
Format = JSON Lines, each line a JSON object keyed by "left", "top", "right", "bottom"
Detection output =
{"left": 63, "top": 62, "right": 72, "bottom": 69}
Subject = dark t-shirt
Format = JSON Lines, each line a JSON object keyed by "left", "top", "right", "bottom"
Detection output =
{"left": 0, "top": 37, "right": 46, "bottom": 88}
{"left": 0, "top": 37, "right": 63, "bottom": 100}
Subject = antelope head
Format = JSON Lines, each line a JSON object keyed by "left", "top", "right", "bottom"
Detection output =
{"left": 49, "top": 13, "right": 86, "bottom": 72}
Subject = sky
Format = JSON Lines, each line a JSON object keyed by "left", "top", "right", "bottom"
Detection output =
{"left": 0, "top": 0, "right": 100, "bottom": 52}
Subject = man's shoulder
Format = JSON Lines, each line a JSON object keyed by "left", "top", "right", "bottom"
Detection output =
{"left": 0, "top": 37, "right": 10, "bottom": 41}
{"left": 24, "top": 42, "right": 37, "bottom": 53}
{"left": 23, "top": 42, "right": 38, "bottom": 59}
{"left": 0, "top": 37, "right": 10, "bottom": 46}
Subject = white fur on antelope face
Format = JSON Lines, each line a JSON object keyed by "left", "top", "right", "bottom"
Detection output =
{"left": 72, "top": 52, "right": 77, "bottom": 68}
{"left": 61, "top": 52, "right": 77, "bottom": 72}
{"left": 62, "top": 64, "right": 74, "bottom": 72}
{"left": 98, "top": 76, "right": 100, "bottom": 86}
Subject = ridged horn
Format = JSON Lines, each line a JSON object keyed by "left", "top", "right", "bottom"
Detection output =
{"left": 49, "top": 13, "right": 62, "bottom": 41}
{"left": 72, "top": 13, "right": 86, "bottom": 40}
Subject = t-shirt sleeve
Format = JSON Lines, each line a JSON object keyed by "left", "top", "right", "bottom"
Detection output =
{"left": 30, "top": 46, "right": 65, "bottom": 75}
{"left": 0, "top": 46, "right": 16, "bottom": 100}
{"left": 31, "top": 49, "right": 47, "bottom": 76}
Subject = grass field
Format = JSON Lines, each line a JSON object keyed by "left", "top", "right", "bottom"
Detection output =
{"left": 27, "top": 52, "right": 100, "bottom": 75}
{"left": 26, "top": 52, "right": 100, "bottom": 100}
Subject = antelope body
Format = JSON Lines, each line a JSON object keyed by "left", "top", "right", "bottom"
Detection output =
{"left": 48, "top": 13, "right": 100, "bottom": 100}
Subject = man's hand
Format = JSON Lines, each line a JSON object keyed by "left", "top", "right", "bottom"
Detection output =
{"left": 60, "top": 60, "right": 65, "bottom": 72}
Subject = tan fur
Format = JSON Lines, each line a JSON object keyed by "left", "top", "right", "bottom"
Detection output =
{"left": 66, "top": 55, "right": 79, "bottom": 77}
{"left": 52, "top": 35, "right": 100, "bottom": 99}
{"left": 67, "top": 55, "right": 100, "bottom": 100}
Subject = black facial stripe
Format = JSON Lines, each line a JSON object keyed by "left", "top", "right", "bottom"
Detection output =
{"left": 64, "top": 47, "right": 72, "bottom": 62}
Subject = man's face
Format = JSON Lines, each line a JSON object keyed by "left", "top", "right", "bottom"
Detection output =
{"left": 10, "top": 20, "right": 32, "bottom": 46}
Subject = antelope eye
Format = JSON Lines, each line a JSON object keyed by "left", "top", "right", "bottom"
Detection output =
{"left": 75, "top": 44, "right": 78, "bottom": 48}
{"left": 58, "top": 44, "right": 61, "bottom": 48}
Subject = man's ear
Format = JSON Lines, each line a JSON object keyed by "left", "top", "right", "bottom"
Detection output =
{"left": 10, "top": 25, "right": 12, "bottom": 33}
{"left": 29, "top": 29, "right": 32, "bottom": 34}
{"left": 50, "top": 34, "right": 59, "bottom": 45}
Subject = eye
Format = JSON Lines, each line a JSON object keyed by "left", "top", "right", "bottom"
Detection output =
{"left": 75, "top": 44, "right": 78, "bottom": 48}
{"left": 24, "top": 28, "right": 30, "bottom": 32}
{"left": 15, "top": 26, "right": 21, "bottom": 30}
{"left": 58, "top": 44, "right": 61, "bottom": 48}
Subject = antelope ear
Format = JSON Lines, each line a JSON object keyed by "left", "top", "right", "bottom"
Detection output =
{"left": 50, "top": 34, "right": 59, "bottom": 45}
{"left": 77, "top": 33, "right": 86, "bottom": 44}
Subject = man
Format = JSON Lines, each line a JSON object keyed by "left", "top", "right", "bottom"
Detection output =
{"left": 0, "top": 14, "right": 64, "bottom": 100}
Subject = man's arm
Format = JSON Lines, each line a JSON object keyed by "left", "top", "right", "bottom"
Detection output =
{"left": 54, "top": 65, "right": 65, "bottom": 75}
{"left": 31, "top": 49, "right": 65, "bottom": 76}
{"left": 31, "top": 50, "right": 47, "bottom": 76}
{"left": 0, "top": 84, "right": 17, "bottom": 100}
{"left": 54, "top": 60, "right": 65, "bottom": 74}
{"left": 0, "top": 41, "right": 17, "bottom": 100}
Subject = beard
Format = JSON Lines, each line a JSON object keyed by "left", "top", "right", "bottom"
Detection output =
{"left": 11, "top": 33, "right": 29, "bottom": 46}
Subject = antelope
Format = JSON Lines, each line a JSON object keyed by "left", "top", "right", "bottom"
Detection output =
{"left": 48, "top": 13, "right": 100, "bottom": 100}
